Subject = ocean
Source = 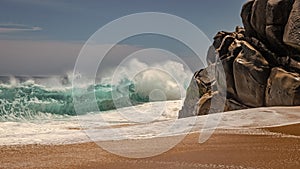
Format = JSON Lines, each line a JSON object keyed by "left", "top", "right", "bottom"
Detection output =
{"left": 0, "top": 74, "right": 183, "bottom": 121}
{"left": 0, "top": 75, "right": 185, "bottom": 145}
{"left": 1, "top": 75, "right": 300, "bottom": 147}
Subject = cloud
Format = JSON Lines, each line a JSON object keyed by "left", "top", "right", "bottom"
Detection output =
{"left": 0, "top": 23, "right": 42, "bottom": 33}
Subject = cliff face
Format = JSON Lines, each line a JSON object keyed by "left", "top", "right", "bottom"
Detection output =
{"left": 179, "top": 0, "right": 300, "bottom": 118}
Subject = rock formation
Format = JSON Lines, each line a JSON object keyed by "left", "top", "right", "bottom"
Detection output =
{"left": 179, "top": 0, "right": 300, "bottom": 118}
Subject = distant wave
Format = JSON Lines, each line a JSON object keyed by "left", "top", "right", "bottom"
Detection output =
{"left": 0, "top": 73, "right": 183, "bottom": 121}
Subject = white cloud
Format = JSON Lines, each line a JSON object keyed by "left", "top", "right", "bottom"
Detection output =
{"left": 0, "top": 23, "right": 42, "bottom": 33}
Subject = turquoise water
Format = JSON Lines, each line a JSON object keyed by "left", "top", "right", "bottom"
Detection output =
{"left": 0, "top": 79, "right": 159, "bottom": 121}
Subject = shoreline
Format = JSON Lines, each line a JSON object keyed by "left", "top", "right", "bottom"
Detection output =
{"left": 1, "top": 124, "right": 300, "bottom": 169}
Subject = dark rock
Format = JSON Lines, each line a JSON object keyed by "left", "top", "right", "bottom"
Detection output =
{"left": 276, "top": 56, "right": 300, "bottom": 73}
{"left": 265, "top": 0, "right": 294, "bottom": 55}
{"left": 206, "top": 45, "right": 217, "bottom": 65}
{"left": 213, "top": 31, "right": 231, "bottom": 49}
{"left": 266, "top": 0, "right": 294, "bottom": 25}
{"left": 194, "top": 64, "right": 216, "bottom": 96}
{"left": 196, "top": 91, "right": 247, "bottom": 116}
{"left": 265, "top": 25, "right": 286, "bottom": 55}
{"left": 217, "top": 35, "right": 235, "bottom": 57}
{"left": 235, "top": 26, "right": 246, "bottom": 35}
{"left": 224, "top": 99, "right": 248, "bottom": 112}
{"left": 216, "top": 54, "right": 237, "bottom": 98}
{"left": 250, "top": 0, "right": 268, "bottom": 40}
{"left": 244, "top": 37, "right": 278, "bottom": 66}
{"left": 266, "top": 67, "right": 300, "bottom": 106}
{"left": 179, "top": 0, "right": 300, "bottom": 118}
{"left": 178, "top": 78, "right": 200, "bottom": 118}
{"left": 241, "top": 0, "right": 256, "bottom": 37}
{"left": 196, "top": 91, "right": 225, "bottom": 115}
{"left": 216, "top": 37, "right": 242, "bottom": 98}
{"left": 284, "top": 0, "right": 300, "bottom": 51}
{"left": 178, "top": 65, "right": 216, "bottom": 118}
{"left": 233, "top": 41, "right": 270, "bottom": 107}
{"left": 289, "top": 57, "right": 300, "bottom": 73}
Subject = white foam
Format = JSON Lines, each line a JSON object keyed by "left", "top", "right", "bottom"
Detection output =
{"left": 0, "top": 101, "right": 300, "bottom": 145}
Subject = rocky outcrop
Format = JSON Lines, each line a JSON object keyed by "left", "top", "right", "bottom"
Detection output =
{"left": 179, "top": 0, "right": 300, "bottom": 118}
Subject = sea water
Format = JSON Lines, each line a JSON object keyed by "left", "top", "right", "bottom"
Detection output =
{"left": 0, "top": 75, "right": 185, "bottom": 145}
{"left": 1, "top": 76, "right": 300, "bottom": 146}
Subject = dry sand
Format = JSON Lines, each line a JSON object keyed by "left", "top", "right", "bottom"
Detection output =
{"left": 1, "top": 124, "right": 300, "bottom": 169}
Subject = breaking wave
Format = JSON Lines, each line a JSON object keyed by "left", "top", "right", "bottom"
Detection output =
{"left": 0, "top": 71, "right": 189, "bottom": 121}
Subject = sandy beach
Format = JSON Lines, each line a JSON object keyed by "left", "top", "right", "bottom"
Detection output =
{"left": 1, "top": 1, "right": 300, "bottom": 169}
{"left": 1, "top": 124, "right": 299, "bottom": 169}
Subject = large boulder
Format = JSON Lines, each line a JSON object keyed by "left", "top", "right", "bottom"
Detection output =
{"left": 233, "top": 41, "right": 270, "bottom": 107}
{"left": 266, "top": 67, "right": 300, "bottom": 106}
{"left": 179, "top": 0, "right": 300, "bottom": 118}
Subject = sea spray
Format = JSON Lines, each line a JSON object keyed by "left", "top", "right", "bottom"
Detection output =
{"left": 0, "top": 59, "right": 192, "bottom": 121}
{"left": 0, "top": 75, "right": 184, "bottom": 121}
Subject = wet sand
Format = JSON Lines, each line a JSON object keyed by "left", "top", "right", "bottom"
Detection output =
{"left": 1, "top": 124, "right": 300, "bottom": 169}
{"left": 263, "top": 123, "right": 300, "bottom": 136}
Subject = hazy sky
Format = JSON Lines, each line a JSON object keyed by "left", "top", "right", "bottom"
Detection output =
{"left": 0, "top": 0, "right": 246, "bottom": 76}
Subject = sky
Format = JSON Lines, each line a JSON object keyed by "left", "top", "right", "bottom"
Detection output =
{"left": 0, "top": 0, "right": 246, "bottom": 76}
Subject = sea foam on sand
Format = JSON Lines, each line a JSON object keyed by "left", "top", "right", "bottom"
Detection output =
{"left": 0, "top": 100, "right": 299, "bottom": 145}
